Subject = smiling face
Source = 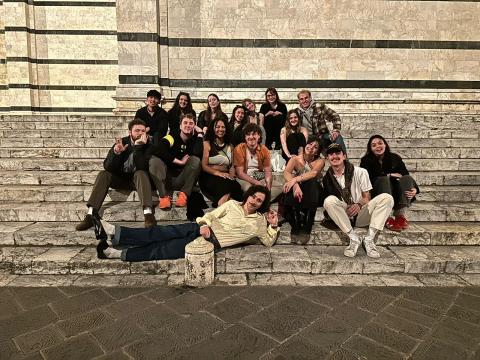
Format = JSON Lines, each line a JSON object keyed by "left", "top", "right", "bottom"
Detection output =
{"left": 244, "top": 192, "right": 266, "bottom": 214}
{"left": 213, "top": 120, "right": 226, "bottom": 140}
{"left": 288, "top": 112, "right": 299, "bottom": 127}
{"left": 244, "top": 101, "right": 255, "bottom": 112}
{"left": 178, "top": 95, "right": 189, "bottom": 109}
{"left": 326, "top": 150, "right": 347, "bottom": 167}
{"left": 208, "top": 95, "right": 219, "bottom": 110}
{"left": 370, "top": 137, "right": 386, "bottom": 157}
{"left": 266, "top": 91, "right": 277, "bottom": 104}
{"left": 297, "top": 91, "right": 311, "bottom": 109}
{"left": 304, "top": 140, "right": 319, "bottom": 157}
{"left": 180, "top": 117, "right": 195, "bottom": 135}
{"left": 146, "top": 96, "right": 159, "bottom": 108}
{"left": 129, "top": 124, "right": 147, "bottom": 141}
{"left": 234, "top": 107, "right": 245, "bottom": 123}
{"left": 245, "top": 130, "right": 261, "bottom": 150}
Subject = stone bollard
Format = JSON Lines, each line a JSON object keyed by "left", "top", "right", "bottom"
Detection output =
{"left": 184, "top": 237, "right": 214, "bottom": 287}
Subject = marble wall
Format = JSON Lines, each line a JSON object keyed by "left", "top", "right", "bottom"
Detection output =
{"left": 0, "top": 0, "right": 479, "bottom": 113}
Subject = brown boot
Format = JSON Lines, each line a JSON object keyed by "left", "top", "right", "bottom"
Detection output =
{"left": 76, "top": 214, "right": 93, "bottom": 231}
{"left": 144, "top": 213, "right": 157, "bottom": 228}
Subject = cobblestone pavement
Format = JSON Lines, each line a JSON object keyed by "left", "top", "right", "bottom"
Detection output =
{"left": 1, "top": 285, "right": 479, "bottom": 360}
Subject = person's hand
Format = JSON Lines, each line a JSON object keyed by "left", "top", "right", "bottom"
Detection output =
{"left": 145, "top": 126, "right": 151, "bottom": 134}
{"left": 283, "top": 178, "right": 297, "bottom": 193}
{"left": 293, "top": 185, "right": 303, "bottom": 202}
{"left": 113, "top": 137, "right": 128, "bottom": 154}
{"left": 216, "top": 171, "right": 234, "bottom": 180}
{"left": 273, "top": 111, "right": 282, "bottom": 117}
{"left": 200, "top": 225, "right": 211, "bottom": 238}
{"left": 134, "top": 133, "right": 148, "bottom": 145}
{"left": 179, "top": 154, "right": 190, "bottom": 165}
{"left": 265, "top": 110, "right": 274, "bottom": 117}
{"left": 405, "top": 188, "right": 417, "bottom": 199}
{"left": 331, "top": 129, "right": 340, "bottom": 141}
{"left": 390, "top": 173, "right": 402, "bottom": 179}
{"left": 346, "top": 203, "right": 361, "bottom": 217}
{"left": 266, "top": 209, "right": 278, "bottom": 227}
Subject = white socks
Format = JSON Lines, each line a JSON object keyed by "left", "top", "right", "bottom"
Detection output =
{"left": 144, "top": 207, "right": 152, "bottom": 215}
{"left": 103, "top": 247, "right": 122, "bottom": 259}
{"left": 366, "top": 227, "right": 378, "bottom": 239}
{"left": 347, "top": 229, "right": 360, "bottom": 243}
{"left": 87, "top": 207, "right": 93, "bottom": 215}
{"left": 100, "top": 220, "right": 115, "bottom": 246}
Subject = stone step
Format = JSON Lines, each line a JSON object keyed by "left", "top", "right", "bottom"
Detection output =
{"left": 0, "top": 201, "right": 478, "bottom": 222}
{"left": 0, "top": 244, "right": 478, "bottom": 276}
{"left": 0, "top": 184, "right": 478, "bottom": 203}
{"left": 1, "top": 170, "right": 478, "bottom": 186}
{"left": 2, "top": 157, "right": 480, "bottom": 172}
{"left": 2, "top": 221, "right": 479, "bottom": 247}
{"left": 2, "top": 147, "right": 478, "bottom": 159}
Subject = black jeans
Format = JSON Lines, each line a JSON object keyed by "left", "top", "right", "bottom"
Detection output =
{"left": 372, "top": 175, "right": 415, "bottom": 209}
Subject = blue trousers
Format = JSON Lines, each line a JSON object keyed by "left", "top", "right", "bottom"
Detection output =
{"left": 114, "top": 223, "right": 201, "bottom": 262}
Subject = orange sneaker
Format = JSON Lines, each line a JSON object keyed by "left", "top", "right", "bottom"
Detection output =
{"left": 158, "top": 196, "right": 172, "bottom": 210}
{"left": 175, "top": 191, "right": 188, "bottom": 207}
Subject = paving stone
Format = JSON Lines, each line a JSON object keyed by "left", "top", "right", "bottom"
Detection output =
{"left": 346, "top": 288, "right": 395, "bottom": 313}
{"left": 439, "top": 316, "right": 480, "bottom": 339}
{"left": 460, "top": 274, "right": 480, "bottom": 286}
{"left": 163, "top": 291, "right": 209, "bottom": 316}
{"left": 11, "top": 287, "right": 67, "bottom": 310}
{"left": 360, "top": 322, "right": 418, "bottom": 355}
{"left": 166, "top": 312, "right": 226, "bottom": 346}
{"left": 308, "top": 246, "right": 363, "bottom": 274}
{"left": 328, "top": 348, "right": 360, "bottom": 360}
{"left": 133, "top": 303, "right": 182, "bottom": 334}
{"left": 207, "top": 295, "right": 261, "bottom": 323}
{"left": 461, "top": 287, "right": 480, "bottom": 297}
{"left": 403, "top": 288, "right": 457, "bottom": 311}
{"left": 124, "top": 329, "right": 185, "bottom": 360}
{"left": 342, "top": 334, "right": 404, "bottom": 360}
{"left": 417, "top": 274, "right": 469, "bottom": 286}
{"left": 102, "top": 287, "right": 151, "bottom": 300}
{"left": 94, "top": 351, "right": 131, "bottom": 360}
{"left": 291, "top": 274, "right": 344, "bottom": 286}
{"left": 214, "top": 273, "right": 248, "bottom": 286}
{"left": 13, "top": 325, "right": 64, "bottom": 354}
{"left": 91, "top": 318, "right": 146, "bottom": 352}
{"left": 430, "top": 325, "right": 479, "bottom": 351}
{"left": 0, "top": 305, "right": 58, "bottom": 341}
{"left": 49, "top": 289, "right": 113, "bottom": 319}
{"left": 41, "top": 333, "right": 103, "bottom": 360}
{"left": 238, "top": 286, "right": 287, "bottom": 307}
{"left": 430, "top": 245, "right": 480, "bottom": 273}
{"left": 378, "top": 274, "right": 424, "bottom": 286}
{"left": 0, "top": 289, "right": 22, "bottom": 320}
{"left": 454, "top": 292, "right": 480, "bottom": 313}
{"left": 170, "top": 324, "right": 277, "bottom": 360}
{"left": 329, "top": 303, "right": 375, "bottom": 329}
{"left": 0, "top": 339, "right": 42, "bottom": 360}
{"left": 193, "top": 286, "right": 243, "bottom": 303}
{"left": 0, "top": 222, "right": 31, "bottom": 245}
{"left": 270, "top": 246, "right": 311, "bottom": 273}
{"left": 243, "top": 295, "right": 328, "bottom": 342}
{"left": 389, "top": 246, "right": 446, "bottom": 273}
{"left": 56, "top": 309, "right": 114, "bottom": 338}
{"left": 384, "top": 303, "right": 437, "bottom": 328}
{"left": 7, "top": 275, "right": 78, "bottom": 287}
{"left": 297, "top": 287, "right": 354, "bottom": 309}
{"left": 143, "top": 286, "right": 189, "bottom": 303}
{"left": 103, "top": 295, "right": 155, "bottom": 319}
{"left": 267, "top": 337, "right": 330, "bottom": 359}
{"left": 392, "top": 298, "right": 443, "bottom": 320}
{"left": 411, "top": 338, "right": 469, "bottom": 360}
{"left": 374, "top": 312, "right": 430, "bottom": 339}
{"left": 335, "top": 274, "right": 387, "bottom": 286}
{"left": 225, "top": 246, "right": 272, "bottom": 273}
{"left": 70, "top": 275, "right": 123, "bottom": 287}
{"left": 248, "top": 273, "right": 298, "bottom": 286}
{"left": 119, "top": 274, "right": 168, "bottom": 286}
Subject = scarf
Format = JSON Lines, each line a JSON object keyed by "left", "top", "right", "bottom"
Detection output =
{"left": 325, "top": 161, "right": 355, "bottom": 205}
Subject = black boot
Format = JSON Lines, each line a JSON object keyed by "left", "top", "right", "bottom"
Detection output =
{"left": 303, "top": 208, "right": 317, "bottom": 234}
{"left": 91, "top": 209, "right": 107, "bottom": 241}
{"left": 291, "top": 208, "right": 304, "bottom": 236}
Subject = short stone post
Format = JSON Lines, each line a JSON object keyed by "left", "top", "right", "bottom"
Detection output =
{"left": 184, "top": 237, "right": 214, "bottom": 287}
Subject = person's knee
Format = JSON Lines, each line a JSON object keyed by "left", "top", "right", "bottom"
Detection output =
{"left": 186, "top": 156, "right": 201, "bottom": 169}
{"left": 96, "top": 170, "right": 112, "bottom": 181}
{"left": 323, "top": 195, "right": 338, "bottom": 209}
{"left": 376, "top": 193, "right": 394, "bottom": 207}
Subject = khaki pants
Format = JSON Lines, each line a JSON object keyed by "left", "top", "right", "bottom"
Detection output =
{"left": 149, "top": 155, "right": 201, "bottom": 197}
{"left": 323, "top": 193, "right": 394, "bottom": 234}
{"left": 237, "top": 178, "right": 284, "bottom": 202}
{"left": 87, "top": 170, "right": 152, "bottom": 210}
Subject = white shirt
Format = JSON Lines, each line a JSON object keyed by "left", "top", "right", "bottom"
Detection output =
{"left": 334, "top": 166, "right": 372, "bottom": 203}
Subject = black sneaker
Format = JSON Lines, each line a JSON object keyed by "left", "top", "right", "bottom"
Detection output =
{"left": 75, "top": 214, "right": 93, "bottom": 231}
{"left": 91, "top": 209, "right": 107, "bottom": 241}
{"left": 96, "top": 240, "right": 109, "bottom": 259}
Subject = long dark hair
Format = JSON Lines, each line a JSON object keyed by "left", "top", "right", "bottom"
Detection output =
{"left": 204, "top": 117, "right": 232, "bottom": 145}
{"left": 228, "top": 105, "right": 247, "bottom": 127}
{"left": 169, "top": 91, "right": 193, "bottom": 115}
{"left": 205, "top": 93, "right": 222, "bottom": 121}
{"left": 242, "top": 185, "right": 271, "bottom": 214}
{"left": 366, "top": 134, "right": 391, "bottom": 158}
{"left": 285, "top": 109, "right": 302, "bottom": 137}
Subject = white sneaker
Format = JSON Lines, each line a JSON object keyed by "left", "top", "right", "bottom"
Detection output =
{"left": 363, "top": 236, "right": 380, "bottom": 258}
{"left": 344, "top": 238, "right": 361, "bottom": 257}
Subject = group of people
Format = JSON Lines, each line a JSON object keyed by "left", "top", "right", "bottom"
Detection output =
{"left": 78, "top": 88, "right": 419, "bottom": 262}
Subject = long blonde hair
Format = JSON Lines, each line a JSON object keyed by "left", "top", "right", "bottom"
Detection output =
{"left": 285, "top": 109, "right": 302, "bottom": 137}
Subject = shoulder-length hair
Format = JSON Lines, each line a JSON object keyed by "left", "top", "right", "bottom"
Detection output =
{"left": 228, "top": 105, "right": 247, "bottom": 127}
{"left": 169, "top": 91, "right": 193, "bottom": 115}
{"left": 205, "top": 93, "right": 222, "bottom": 120}
{"left": 204, "top": 117, "right": 232, "bottom": 145}
{"left": 264, "top": 87, "right": 283, "bottom": 105}
{"left": 242, "top": 185, "right": 271, "bottom": 214}
{"left": 285, "top": 109, "right": 302, "bottom": 137}
{"left": 365, "top": 134, "right": 391, "bottom": 158}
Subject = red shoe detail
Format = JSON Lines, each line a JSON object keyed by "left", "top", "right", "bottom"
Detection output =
{"left": 386, "top": 217, "right": 403, "bottom": 232}
{"left": 396, "top": 215, "right": 409, "bottom": 229}
{"left": 175, "top": 192, "right": 188, "bottom": 207}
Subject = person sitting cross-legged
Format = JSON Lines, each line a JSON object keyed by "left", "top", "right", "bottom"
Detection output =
{"left": 76, "top": 118, "right": 156, "bottom": 230}
{"left": 322, "top": 143, "right": 394, "bottom": 258}
{"left": 92, "top": 185, "right": 279, "bottom": 261}
{"left": 148, "top": 113, "right": 202, "bottom": 210}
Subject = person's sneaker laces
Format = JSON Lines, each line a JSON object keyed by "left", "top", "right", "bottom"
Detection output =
{"left": 363, "top": 236, "right": 381, "bottom": 258}
{"left": 344, "top": 237, "right": 361, "bottom": 257}
{"left": 175, "top": 192, "right": 188, "bottom": 207}
{"left": 75, "top": 214, "right": 93, "bottom": 231}
{"left": 158, "top": 196, "right": 172, "bottom": 210}
{"left": 144, "top": 213, "right": 157, "bottom": 228}
{"left": 396, "top": 215, "right": 409, "bottom": 230}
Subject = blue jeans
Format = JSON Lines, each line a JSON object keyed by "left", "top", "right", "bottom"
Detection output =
{"left": 320, "top": 133, "right": 347, "bottom": 155}
{"left": 114, "top": 223, "right": 201, "bottom": 262}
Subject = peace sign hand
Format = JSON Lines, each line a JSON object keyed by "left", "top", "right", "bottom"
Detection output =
{"left": 114, "top": 137, "right": 129, "bottom": 154}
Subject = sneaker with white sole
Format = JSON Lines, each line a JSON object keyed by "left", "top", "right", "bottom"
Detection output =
{"left": 344, "top": 238, "right": 361, "bottom": 258}
{"left": 363, "top": 236, "right": 380, "bottom": 258}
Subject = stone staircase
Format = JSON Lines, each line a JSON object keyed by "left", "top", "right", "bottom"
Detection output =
{"left": 0, "top": 114, "right": 479, "bottom": 286}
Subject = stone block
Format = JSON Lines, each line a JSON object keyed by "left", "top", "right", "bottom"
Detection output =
{"left": 389, "top": 247, "right": 445, "bottom": 274}
{"left": 225, "top": 246, "right": 272, "bottom": 273}
{"left": 308, "top": 246, "right": 363, "bottom": 274}
{"left": 270, "top": 246, "right": 311, "bottom": 273}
